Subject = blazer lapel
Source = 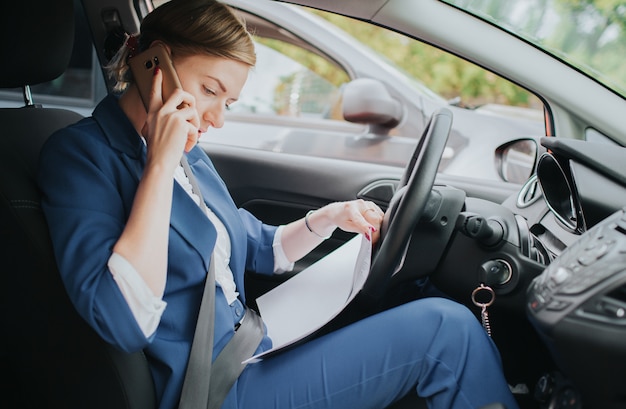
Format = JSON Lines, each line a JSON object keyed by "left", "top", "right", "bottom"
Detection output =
{"left": 185, "top": 151, "right": 249, "bottom": 292}
{"left": 170, "top": 181, "right": 216, "bottom": 272}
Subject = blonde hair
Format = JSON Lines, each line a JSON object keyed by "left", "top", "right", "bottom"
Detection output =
{"left": 106, "top": 0, "right": 256, "bottom": 93}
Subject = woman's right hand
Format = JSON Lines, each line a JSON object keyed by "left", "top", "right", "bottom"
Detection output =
{"left": 114, "top": 66, "right": 200, "bottom": 298}
{"left": 142, "top": 66, "right": 200, "bottom": 173}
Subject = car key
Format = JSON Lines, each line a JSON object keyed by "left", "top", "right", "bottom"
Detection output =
{"left": 472, "top": 283, "right": 495, "bottom": 337}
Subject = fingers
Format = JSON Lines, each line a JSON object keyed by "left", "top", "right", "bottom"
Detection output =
{"left": 335, "top": 200, "right": 384, "bottom": 241}
{"left": 146, "top": 66, "right": 199, "bottom": 129}
{"left": 144, "top": 72, "right": 200, "bottom": 155}
{"left": 360, "top": 201, "right": 384, "bottom": 242}
{"left": 147, "top": 66, "right": 164, "bottom": 114}
{"left": 184, "top": 128, "right": 200, "bottom": 153}
{"left": 167, "top": 90, "right": 200, "bottom": 154}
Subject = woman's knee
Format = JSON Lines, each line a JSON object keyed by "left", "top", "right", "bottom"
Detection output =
{"left": 401, "top": 297, "right": 484, "bottom": 340}
{"left": 405, "top": 297, "right": 474, "bottom": 321}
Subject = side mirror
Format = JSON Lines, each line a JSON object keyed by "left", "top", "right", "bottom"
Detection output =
{"left": 342, "top": 78, "right": 402, "bottom": 134}
{"left": 495, "top": 138, "right": 539, "bottom": 184}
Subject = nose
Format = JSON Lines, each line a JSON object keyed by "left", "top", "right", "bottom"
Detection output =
{"left": 202, "top": 102, "right": 225, "bottom": 129}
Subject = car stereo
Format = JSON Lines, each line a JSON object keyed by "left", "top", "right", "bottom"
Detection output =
{"left": 527, "top": 207, "right": 626, "bottom": 409}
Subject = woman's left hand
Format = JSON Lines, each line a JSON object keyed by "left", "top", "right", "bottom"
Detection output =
{"left": 281, "top": 199, "right": 385, "bottom": 264}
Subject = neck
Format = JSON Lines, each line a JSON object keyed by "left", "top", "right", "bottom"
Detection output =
{"left": 118, "top": 85, "right": 148, "bottom": 136}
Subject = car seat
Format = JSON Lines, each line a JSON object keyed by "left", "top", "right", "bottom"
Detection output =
{"left": 0, "top": 0, "right": 155, "bottom": 408}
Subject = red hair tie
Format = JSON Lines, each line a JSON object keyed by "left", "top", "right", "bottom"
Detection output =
{"left": 125, "top": 34, "right": 139, "bottom": 60}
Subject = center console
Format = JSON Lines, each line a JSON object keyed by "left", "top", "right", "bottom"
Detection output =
{"left": 527, "top": 207, "right": 626, "bottom": 409}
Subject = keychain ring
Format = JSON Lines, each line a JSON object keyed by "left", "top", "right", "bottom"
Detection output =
{"left": 471, "top": 283, "right": 495, "bottom": 308}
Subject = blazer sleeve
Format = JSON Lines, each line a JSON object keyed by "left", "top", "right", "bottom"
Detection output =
{"left": 37, "top": 123, "right": 149, "bottom": 353}
{"left": 238, "top": 208, "right": 278, "bottom": 275}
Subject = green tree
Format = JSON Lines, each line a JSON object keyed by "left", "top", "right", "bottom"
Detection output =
{"left": 444, "top": 0, "right": 626, "bottom": 97}
{"left": 311, "top": 9, "right": 539, "bottom": 107}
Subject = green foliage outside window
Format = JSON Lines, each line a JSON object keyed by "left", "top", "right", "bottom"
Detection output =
{"left": 312, "top": 9, "right": 539, "bottom": 108}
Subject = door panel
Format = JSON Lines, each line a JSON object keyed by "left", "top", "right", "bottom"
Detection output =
{"left": 205, "top": 140, "right": 520, "bottom": 316}
{"left": 202, "top": 141, "right": 519, "bottom": 279}
{"left": 203, "top": 142, "right": 518, "bottom": 224}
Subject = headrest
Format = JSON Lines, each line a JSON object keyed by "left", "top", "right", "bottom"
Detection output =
{"left": 0, "top": 0, "right": 75, "bottom": 88}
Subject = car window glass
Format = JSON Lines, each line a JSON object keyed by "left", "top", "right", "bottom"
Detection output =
{"left": 204, "top": 5, "right": 545, "bottom": 183}
{"left": 312, "top": 8, "right": 544, "bottom": 113}
{"left": 231, "top": 39, "right": 348, "bottom": 120}
{"left": 442, "top": 0, "right": 626, "bottom": 99}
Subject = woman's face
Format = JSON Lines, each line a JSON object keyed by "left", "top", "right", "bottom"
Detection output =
{"left": 173, "top": 53, "right": 249, "bottom": 132}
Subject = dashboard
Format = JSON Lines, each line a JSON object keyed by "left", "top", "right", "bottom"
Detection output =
{"left": 383, "top": 135, "right": 626, "bottom": 408}
{"left": 522, "top": 138, "right": 626, "bottom": 409}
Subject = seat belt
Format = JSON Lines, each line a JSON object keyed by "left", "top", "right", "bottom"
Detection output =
{"left": 178, "top": 155, "right": 264, "bottom": 409}
{"left": 208, "top": 308, "right": 264, "bottom": 409}
{"left": 179, "top": 251, "right": 217, "bottom": 409}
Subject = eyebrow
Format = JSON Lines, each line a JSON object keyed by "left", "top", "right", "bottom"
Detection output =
{"left": 206, "top": 75, "right": 238, "bottom": 102}
{"left": 206, "top": 75, "right": 226, "bottom": 93}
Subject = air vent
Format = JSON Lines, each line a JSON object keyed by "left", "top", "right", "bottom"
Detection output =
{"left": 606, "top": 285, "right": 626, "bottom": 304}
{"left": 529, "top": 234, "right": 551, "bottom": 265}
{"left": 517, "top": 174, "right": 543, "bottom": 208}
{"left": 515, "top": 214, "right": 550, "bottom": 265}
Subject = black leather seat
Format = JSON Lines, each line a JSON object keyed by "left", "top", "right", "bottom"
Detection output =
{"left": 0, "top": 0, "right": 155, "bottom": 407}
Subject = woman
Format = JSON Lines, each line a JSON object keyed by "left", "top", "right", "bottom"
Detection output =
{"left": 38, "top": 1, "right": 520, "bottom": 408}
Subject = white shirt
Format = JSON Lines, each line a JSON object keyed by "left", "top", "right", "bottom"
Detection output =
{"left": 108, "top": 163, "right": 293, "bottom": 337}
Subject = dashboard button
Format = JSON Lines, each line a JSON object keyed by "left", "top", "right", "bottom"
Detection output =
{"left": 546, "top": 299, "right": 570, "bottom": 311}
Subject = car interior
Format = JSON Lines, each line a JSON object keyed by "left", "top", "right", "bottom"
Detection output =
{"left": 3, "top": 0, "right": 626, "bottom": 409}
{"left": 0, "top": 1, "right": 156, "bottom": 408}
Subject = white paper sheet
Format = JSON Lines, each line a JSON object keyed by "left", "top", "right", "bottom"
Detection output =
{"left": 245, "top": 234, "right": 371, "bottom": 363}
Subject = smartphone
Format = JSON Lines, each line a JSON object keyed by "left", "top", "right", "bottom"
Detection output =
{"left": 128, "top": 43, "right": 182, "bottom": 111}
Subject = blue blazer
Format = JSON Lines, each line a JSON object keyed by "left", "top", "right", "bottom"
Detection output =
{"left": 38, "top": 94, "right": 276, "bottom": 409}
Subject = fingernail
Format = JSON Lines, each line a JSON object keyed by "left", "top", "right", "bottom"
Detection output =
{"left": 153, "top": 66, "right": 160, "bottom": 76}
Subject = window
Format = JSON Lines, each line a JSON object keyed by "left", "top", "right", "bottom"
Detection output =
{"left": 204, "top": 5, "right": 545, "bottom": 183}
{"left": 231, "top": 39, "right": 349, "bottom": 120}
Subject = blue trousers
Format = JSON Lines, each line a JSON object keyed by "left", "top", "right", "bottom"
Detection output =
{"left": 236, "top": 297, "right": 519, "bottom": 409}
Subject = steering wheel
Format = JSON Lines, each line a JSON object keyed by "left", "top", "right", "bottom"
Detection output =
{"left": 360, "top": 108, "right": 452, "bottom": 304}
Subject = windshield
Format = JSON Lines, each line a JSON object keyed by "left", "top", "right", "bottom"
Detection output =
{"left": 442, "top": 0, "right": 626, "bottom": 99}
